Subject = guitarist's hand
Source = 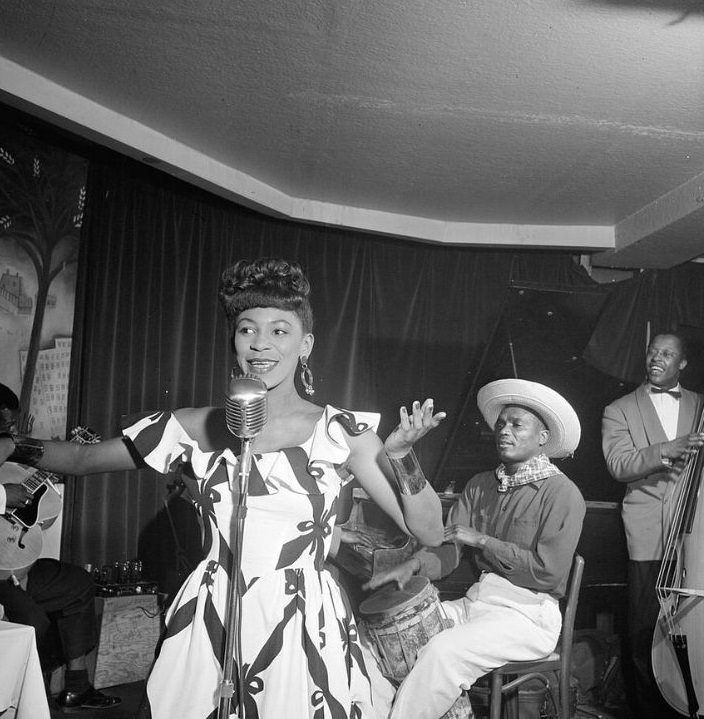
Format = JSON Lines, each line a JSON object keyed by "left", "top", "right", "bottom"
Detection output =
{"left": 4, "top": 484, "right": 33, "bottom": 509}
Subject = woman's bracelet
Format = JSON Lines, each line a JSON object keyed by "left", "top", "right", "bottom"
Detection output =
{"left": 0, "top": 433, "right": 45, "bottom": 467}
{"left": 386, "top": 448, "right": 428, "bottom": 496}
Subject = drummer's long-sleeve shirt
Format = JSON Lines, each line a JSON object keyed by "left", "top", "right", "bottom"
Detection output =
{"left": 415, "top": 469, "right": 585, "bottom": 599}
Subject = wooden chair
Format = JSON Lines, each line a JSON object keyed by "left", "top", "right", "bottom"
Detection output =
{"left": 487, "top": 554, "right": 585, "bottom": 719}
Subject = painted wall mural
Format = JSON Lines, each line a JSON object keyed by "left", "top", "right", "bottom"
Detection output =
{"left": 0, "top": 121, "right": 87, "bottom": 438}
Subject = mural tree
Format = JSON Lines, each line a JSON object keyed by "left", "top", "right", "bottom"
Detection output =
{"left": 0, "top": 122, "right": 87, "bottom": 419}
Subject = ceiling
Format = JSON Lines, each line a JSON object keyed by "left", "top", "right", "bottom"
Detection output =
{"left": 2, "top": 0, "right": 704, "bottom": 269}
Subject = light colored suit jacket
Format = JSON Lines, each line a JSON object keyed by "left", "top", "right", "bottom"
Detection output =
{"left": 602, "top": 384, "right": 702, "bottom": 560}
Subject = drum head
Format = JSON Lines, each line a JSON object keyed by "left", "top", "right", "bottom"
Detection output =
{"left": 359, "top": 575, "right": 430, "bottom": 617}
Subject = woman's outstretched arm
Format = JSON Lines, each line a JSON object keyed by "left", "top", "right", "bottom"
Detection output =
{"left": 346, "top": 399, "right": 445, "bottom": 547}
{"left": 0, "top": 435, "right": 139, "bottom": 475}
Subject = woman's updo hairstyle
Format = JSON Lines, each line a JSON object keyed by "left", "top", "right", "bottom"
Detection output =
{"left": 219, "top": 258, "right": 314, "bottom": 333}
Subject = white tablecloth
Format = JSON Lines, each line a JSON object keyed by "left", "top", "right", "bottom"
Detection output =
{"left": 0, "top": 620, "right": 51, "bottom": 719}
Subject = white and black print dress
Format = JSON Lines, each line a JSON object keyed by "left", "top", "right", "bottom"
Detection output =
{"left": 122, "top": 405, "right": 380, "bottom": 719}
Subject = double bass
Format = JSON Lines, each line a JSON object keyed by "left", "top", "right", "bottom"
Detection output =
{"left": 652, "top": 404, "right": 704, "bottom": 718}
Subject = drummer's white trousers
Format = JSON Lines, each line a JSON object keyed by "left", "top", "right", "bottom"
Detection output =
{"left": 388, "top": 572, "right": 562, "bottom": 719}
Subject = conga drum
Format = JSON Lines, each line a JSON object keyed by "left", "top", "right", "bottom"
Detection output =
{"left": 359, "top": 576, "right": 450, "bottom": 682}
{"left": 359, "top": 576, "right": 472, "bottom": 719}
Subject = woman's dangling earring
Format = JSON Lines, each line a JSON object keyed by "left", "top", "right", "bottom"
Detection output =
{"left": 300, "top": 356, "right": 315, "bottom": 396}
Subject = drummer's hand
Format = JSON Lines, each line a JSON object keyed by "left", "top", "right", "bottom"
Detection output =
{"left": 444, "top": 524, "right": 487, "bottom": 549}
{"left": 362, "top": 557, "right": 420, "bottom": 592}
{"left": 339, "top": 527, "right": 376, "bottom": 551}
{"left": 385, "top": 399, "right": 446, "bottom": 458}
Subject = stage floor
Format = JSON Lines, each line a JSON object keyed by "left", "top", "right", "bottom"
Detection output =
{"left": 49, "top": 681, "right": 145, "bottom": 719}
{"left": 46, "top": 682, "right": 637, "bottom": 719}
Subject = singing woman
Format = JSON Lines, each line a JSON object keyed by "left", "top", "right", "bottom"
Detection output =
{"left": 0, "top": 257, "right": 445, "bottom": 719}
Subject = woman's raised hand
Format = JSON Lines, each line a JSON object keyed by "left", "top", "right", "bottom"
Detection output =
{"left": 384, "top": 399, "right": 446, "bottom": 458}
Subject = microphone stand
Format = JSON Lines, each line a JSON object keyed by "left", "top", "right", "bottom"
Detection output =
{"left": 218, "top": 437, "right": 254, "bottom": 719}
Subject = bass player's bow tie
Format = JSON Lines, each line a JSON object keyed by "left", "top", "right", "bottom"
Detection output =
{"left": 651, "top": 387, "right": 681, "bottom": 399}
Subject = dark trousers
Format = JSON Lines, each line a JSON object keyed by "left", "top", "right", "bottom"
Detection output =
{"left": 0, "top": 558, "right": 98, "bottom": 670}
{"left": 627, "top": 559, "right": 682, "bottom": 719}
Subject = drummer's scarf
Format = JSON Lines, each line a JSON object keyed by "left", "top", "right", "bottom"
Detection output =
{"left": 495, "top": 453, "right": 559, "bottom": 493}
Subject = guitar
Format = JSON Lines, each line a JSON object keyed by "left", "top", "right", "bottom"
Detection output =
{"left": 0, "top": 426, "right": 100, "bottom": 580}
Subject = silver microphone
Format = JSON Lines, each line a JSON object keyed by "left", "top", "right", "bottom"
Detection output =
{"left": 225, "top": 373, "right": 268, "bottom": 439}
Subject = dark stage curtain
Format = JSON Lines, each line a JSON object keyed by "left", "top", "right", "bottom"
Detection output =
{"left": 62, "top": 155, "right": 598, "bottom": 566}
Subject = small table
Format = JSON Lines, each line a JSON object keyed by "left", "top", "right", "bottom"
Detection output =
{"left": 0, "top": 620, "right": 51, "bottom": 719}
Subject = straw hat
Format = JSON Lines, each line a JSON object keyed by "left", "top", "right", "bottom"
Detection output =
{"left": 477, "top": 379, "right": 581, "bottom": 458}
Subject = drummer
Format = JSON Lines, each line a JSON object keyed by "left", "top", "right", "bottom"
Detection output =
{"left": 364, "top": 379, "right": 587, "bottom": 719}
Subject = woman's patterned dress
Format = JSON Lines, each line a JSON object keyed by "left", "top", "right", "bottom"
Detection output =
{"left": 122, "top": 405, "right": 383, "bottom": 719}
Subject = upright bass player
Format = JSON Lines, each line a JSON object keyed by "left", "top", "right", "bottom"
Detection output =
{"left": 602, "top": 332, "right": 704, "bottom": 719}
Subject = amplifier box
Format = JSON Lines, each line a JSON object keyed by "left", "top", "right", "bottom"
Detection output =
{"left": 90, "top": 594, "right": 162, "bottom": 689}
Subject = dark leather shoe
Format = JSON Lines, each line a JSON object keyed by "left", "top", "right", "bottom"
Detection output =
{"left": 57, "top": 686, "right": 122, "bottom": 711}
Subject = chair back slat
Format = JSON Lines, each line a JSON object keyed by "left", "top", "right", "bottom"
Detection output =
{"left": 561, "top": 554, "right": 585, "bottom": 654}
{"left": 558, "top": 554, "right": 585, "bottom": 719}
